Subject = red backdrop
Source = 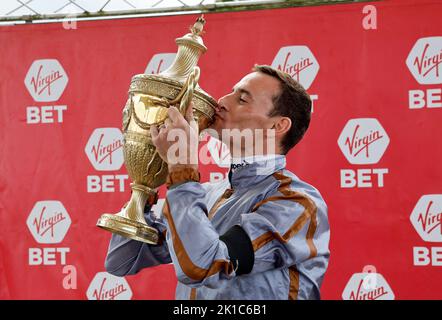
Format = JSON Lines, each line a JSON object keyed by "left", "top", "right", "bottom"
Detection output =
{"left": 1, "top": 0, "right": 441, "bottom": 300}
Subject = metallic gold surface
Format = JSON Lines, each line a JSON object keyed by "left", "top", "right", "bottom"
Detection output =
{"left": 97, "top": 15, "right": 217, "bottom": 244}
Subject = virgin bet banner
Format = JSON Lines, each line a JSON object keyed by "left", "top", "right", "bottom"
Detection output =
{"left": 0, "top": 0, "right": 441, "bottom": 300}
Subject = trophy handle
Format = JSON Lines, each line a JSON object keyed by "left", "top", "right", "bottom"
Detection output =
{"left": 170, "top": 66, "right": 201, "bottom": 118}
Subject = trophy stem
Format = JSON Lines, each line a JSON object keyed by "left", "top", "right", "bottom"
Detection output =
{"left": 125, "top": 183, "right": 152, "bottom": 222}
{"left": 96, "top": 183, "right": 159, "bottom": 244}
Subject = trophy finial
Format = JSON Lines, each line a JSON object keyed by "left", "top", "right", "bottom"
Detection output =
{"left": 191, "top": 15, "right": 206, "bottom": 36}
{"left": 160, "top": 14, "right": 207, "bottom": 81}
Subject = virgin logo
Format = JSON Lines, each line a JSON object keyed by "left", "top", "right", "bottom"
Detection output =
{"left": 414, "top": 44, "right": 441, "bottom": 78}
{"left": 338, "top": 118, "right": 390, "bottom": 165}
{"left": 342, "top": 272, "right": 395, "bottom": 300}
{"left": 271, "top": 46, "right": 319, "bottom": 90}
{"left": 90, "top": 133, "right": 123, "bottom": 165}
{"left": 24, "top": 59, "right": 69, "bottom": 102}
{"left": 32, "top": 206, "right": 66, "bottom": 238}
{"left": 348, "top": 279, "right": 389, "bottom": 300}
{"left": 92, "top": 277, "right": 127, "bottom": 300}
{"left": 85, "top": 128, "right": 124, "bottom": 171}
{"left": 26, "top": 201, "right": 71, "bottom": 244}
{"left": 145, "top": 53, "right": 176, "bottom": 74}
{"left": 277, "top": 52, "right": 314, "bottom": 83}
{"left": 417, "top": 201, "right": 442, "bottom": 235}
{"left": 30, "top": 65, "right": 63, "bottom": 96}
{"left": 87, "top": 272, "right": 132, "bottom": 300}
{"left": 344, "top": 125, "right": 384, "bottom": 158}
{"left": 410, "top": 195, "right": 442, "bottom": 242}
{"left": 406, "top": 37, "right": 442, "bottom": 85}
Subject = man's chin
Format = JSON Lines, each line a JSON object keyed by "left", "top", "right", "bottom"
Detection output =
{"left": 205, "top": 121, "right": 224, "bottom": 139}
{"left": 205, "top": 126, "right": 221, "bottom": 138}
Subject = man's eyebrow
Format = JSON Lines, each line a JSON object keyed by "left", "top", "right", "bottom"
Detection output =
{"left": 232, "top": 86, "right": 254, "bottom": 100}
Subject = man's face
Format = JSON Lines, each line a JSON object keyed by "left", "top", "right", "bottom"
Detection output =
{"left": 209, "top": 71, "right": 281, "bottom": 154}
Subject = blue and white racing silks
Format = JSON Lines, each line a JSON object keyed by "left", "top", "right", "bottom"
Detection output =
{"left": 105, "top": 154, "right": 330, "bottom": 300}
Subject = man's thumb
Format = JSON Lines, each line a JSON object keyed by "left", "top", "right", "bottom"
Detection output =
{"left": 185, "top": 102, "right": 194, "bottom": 122}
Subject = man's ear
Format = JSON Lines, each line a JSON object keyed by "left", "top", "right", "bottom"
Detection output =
{"left": 272, "top": 116, "right": 292, "bottom": 138}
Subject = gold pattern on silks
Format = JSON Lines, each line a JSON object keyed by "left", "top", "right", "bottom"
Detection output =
{"left": 97, "top": 15, "right": 217, "bottom": 244}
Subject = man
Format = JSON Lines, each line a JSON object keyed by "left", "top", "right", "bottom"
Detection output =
{"left": 104, "top": 65, "right": 330, "bottom": 300}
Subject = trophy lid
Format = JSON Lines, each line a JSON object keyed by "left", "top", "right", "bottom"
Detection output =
{"left": 158, "top": 15, "right": 207, "bottom": 82}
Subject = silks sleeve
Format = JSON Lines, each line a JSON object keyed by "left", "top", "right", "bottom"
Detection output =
{"left": 104, "top": 205, "right": 171, "bottom": 276}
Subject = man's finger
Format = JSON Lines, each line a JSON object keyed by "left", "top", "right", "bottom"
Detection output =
{"left": 168, "top": 106, "right": 183, "bottom": 124}
{"left": 189, "top": 121, "right": 198, "bottom": 133}
{"left": 150, "top": 125, "right": 159, "bottom": 140}
{"left": 185, "top": 102, "right": 195, "bottom": 122}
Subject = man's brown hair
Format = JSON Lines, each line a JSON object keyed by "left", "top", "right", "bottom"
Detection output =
{"left": 253, "top": 65, "right": 312, "bottom": 154}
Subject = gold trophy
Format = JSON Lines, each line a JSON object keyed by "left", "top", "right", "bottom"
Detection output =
{"left": 97, "top": 15, "right": 217, "bottom": 244}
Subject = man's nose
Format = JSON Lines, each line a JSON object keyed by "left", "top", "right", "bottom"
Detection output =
{"left": 217, "top": 96, "right": 229, "bottom": 112}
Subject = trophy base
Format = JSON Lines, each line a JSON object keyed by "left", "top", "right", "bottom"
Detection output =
{"left": 97, "top": 213, "right": 159, "bottom": 245}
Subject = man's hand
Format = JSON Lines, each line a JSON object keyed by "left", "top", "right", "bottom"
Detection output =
{"left": 150, "top": 103, "right": 199, "bottom": 172}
